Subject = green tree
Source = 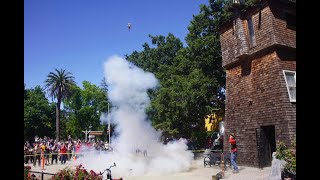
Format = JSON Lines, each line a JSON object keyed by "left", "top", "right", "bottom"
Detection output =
{"left": 63, "top": 81, "right": 109, "bottom": 140}
{"left": 181, "top": 0, "right": 228, "bottom": 122}
{"left": 24, "top": 85, "right": 56, "bottom": 141}
{"left": 125, "top": 33, "right": 186, "bottom": 138}
{"left": 44, "top": 68, "right": 76, "bottom": 141}
{"left": 100, "top": 77, "right": 109, "bottom": 94}
{"left": 276, "top": 140, "right": 296, "bottom": 176}
{"left": 126, "top": 33, "right": 183, "bottom": 76}
{"left": 81, "top": 81, "right": 108, "bottom": 114}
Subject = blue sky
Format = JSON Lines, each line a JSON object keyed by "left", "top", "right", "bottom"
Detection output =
{"left": 24, "top": 0, "right": 208, "bottom": 90}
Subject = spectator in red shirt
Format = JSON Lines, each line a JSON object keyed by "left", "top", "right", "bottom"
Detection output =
{"left": 229, "top": 134, "right": 239, "bottom": 173}
{"left": 60, "top": 143, "right": 67, "bottom": 164}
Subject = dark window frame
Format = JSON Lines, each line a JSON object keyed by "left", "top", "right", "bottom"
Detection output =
{"left": 241, "top": 60, "right": 252, "bottom": 76}
{"left": 247, "top": 16, "right": 256, "bottom": 48}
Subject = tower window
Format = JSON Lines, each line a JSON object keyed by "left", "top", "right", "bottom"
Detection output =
{"left": 241, "top": 60, "right": 252, "bottom": 76}
{"left": 283, "top": 70, "right": 296, "bottom": 102}
{"left": 285, "top": 13, "right": 296, "bottom": 30}
{"left": 247, "top": 16, "right": 256, "bottom": 48}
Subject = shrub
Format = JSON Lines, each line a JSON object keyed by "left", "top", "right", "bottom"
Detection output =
{"left": 51, "top": 164, "right": 102, "bottom": 180}
{"left": 24, "top": 166, "right": 31, "bottom": 179}
{"left": 275, "top": 140, "right": 296, "bottom": 177}
{"left": 24, "top": 166, "right": 40, "bottom": 180}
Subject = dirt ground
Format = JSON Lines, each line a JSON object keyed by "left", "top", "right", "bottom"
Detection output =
{"left": 26, "top": 158, "right": 271, "bottom": 180}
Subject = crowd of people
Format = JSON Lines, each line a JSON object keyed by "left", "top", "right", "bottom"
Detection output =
{"left": 24, "top": 135, "right": 111, "bottom": 166}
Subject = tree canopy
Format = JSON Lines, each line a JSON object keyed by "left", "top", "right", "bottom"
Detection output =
{"left": 63, "top": 81, "right": 109, "bottom": 140}
{"left": 24, "top": 85, "right": 56, "bottom": 141}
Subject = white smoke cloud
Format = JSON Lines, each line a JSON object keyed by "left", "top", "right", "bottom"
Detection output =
{"left": 76, "top": 55, "right": 194, "bottom": 178}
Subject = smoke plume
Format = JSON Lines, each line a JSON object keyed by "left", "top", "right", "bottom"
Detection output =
{"left": 76, "top": 55, "right": 194, "bottom": 178}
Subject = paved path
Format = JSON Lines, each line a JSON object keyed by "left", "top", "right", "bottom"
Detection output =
{"left": 25, "top": 158, "right": 272, "bottom": 180}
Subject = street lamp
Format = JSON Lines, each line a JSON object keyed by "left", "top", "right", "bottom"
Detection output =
{"left": 82, "top": 124, "right": 92, "bottom": 142}
{"left": 83, "top": 129, "right": 89, "bottom": 142}
{"left": 88, "top": 124, "right": 92, "bottom": 142}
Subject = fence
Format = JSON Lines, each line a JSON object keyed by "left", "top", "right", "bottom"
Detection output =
{"left": 25, "top": 152, "right": 79, "bottom": 180}
{"left": 24, "top": 152, "right": 81, "bottom": 170}
{"left": 28, "top": 170, "right": 55, "bottom": 180}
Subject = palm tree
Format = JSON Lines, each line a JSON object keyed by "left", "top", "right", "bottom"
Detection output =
{"left": 44, "top": 68, "right": 76, "bottom": 141}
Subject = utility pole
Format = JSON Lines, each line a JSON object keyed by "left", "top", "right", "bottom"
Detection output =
{"left": 108, "top": 103, "right": 111, "bottom": 146}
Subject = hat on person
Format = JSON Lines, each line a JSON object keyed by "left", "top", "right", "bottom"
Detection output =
{"left": 230, "top": 133, "right": 235, "bottom": 138}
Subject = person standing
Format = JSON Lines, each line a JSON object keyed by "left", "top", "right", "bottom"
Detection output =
{"left": 51, "top": 142, "right": 59, "bottom": 164}
{"left": 229, "top": 134, "right": 239, "bottom": 173}
{"left": 60, "top": 143, "right": 67, "bottom": 164}
{"left": 34, "top": 143, "right": 41, "bottom": 167}
{"left": 67, "top": 142, "right": 73, "bottom": 160}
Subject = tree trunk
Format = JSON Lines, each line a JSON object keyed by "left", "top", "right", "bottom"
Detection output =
{"left": 56, "top": 101, "right": 61, "bottom": 141}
